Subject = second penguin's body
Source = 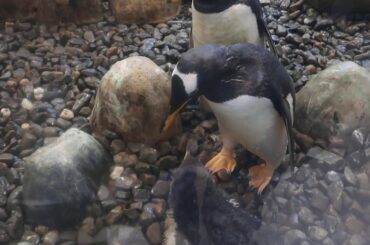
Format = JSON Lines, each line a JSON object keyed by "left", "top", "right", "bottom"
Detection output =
{"left": 163, "top": 43, "right": 295, "bottom": 193}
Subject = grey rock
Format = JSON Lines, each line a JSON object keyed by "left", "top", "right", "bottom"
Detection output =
{"left": 139, "top": 147, "right": 159, "bottom": 164}
{"left": 348, "top": 234, "right": 367, "bottom": 245}
{"left": 104, "top": 225, "right": 149, "bottom": 245}
{"left": 43, "top": 230, "right": 59, "bottom": 245}
{"left": 151, "top": 180, "right": 170, "bottom": 198}
{"left": 307, "top": 147, "right": 343, "bottom": 170}
{"left": 0, "top": 154, "right": 14, "bottom": 166}
{"left": 22, "top": 129, "right": 111, "bottom": 228}
{"left": 308, "top": 226, "right": 328, "bottom": 241}
{"left": 145, "top": 222, "right": 162, "bottom": 245}
{"left": 133, "top": 189, "right": 151, "bottom": 203}
{"left": 6, "top": 211, "right": 23, "bottom": 239}
{"left": 284, "top": 229, "right": 307, "bottom": 245}
{"left": 20, "top": 230, "right": 40, "bottom": 244}
{"left": 307, "top": 189, "right": 329, "bottom": 211}
{"left": 296, "top": 62, "right": 370, "bottom": 147}
{"left": 298, "top": 207, "right": 315, "bottom": 224}
{"left": 344, "top": 167, "right": 358, "bottom": 186}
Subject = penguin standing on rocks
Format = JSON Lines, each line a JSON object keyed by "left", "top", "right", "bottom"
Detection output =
{"left": 191, "top": 0, "right": 277, "bottom": 55}
{"left": 162, "top": 43, "right": 295, "bottom": 193}
{"left": 165, "top": 152, "right": 261, "bottom": 245}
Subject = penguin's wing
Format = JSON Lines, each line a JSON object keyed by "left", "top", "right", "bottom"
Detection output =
{"left": 270, "top": 73, "right": 295, "bottom": 165}
{"left": 248, "top": 0, "right": 278, "bottom": 56}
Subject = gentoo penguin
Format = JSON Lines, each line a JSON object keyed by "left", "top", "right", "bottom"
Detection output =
{"left": 162, "top": 43, "right": 295, "bottom": 193}
{"left": 191, "top": 0, "right": 277, "bottom": 55}
{"left": 168, "top": 153, "right": 261, "bottom": 245}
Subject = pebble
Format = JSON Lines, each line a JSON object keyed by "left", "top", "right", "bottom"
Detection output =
{"left": 110, "top": 166, "right": 124, "bottom": 180}
{"left": 308, "top": 226, "right": 328, "bottom": 241}
{"left": 151, "top": 180, "right": 170, "bottom": 198}
{"left": 60, "top": 109, "right": 74, "bottom": 120}
{"left": 139, "top": 147, "right": 159, "bottom": 164}
{"left": 33, "top": 87, "right": 45, "bottom": 100}
{"left": 145, "top": 222, "right": 162, "bottom": 245}
{"left": 105, "top": 206, "right": 123, "bottom": 225}
{"left": 43, "top": 230, "right": 59, "bottom": 245}
{"left": 0, "top": 108, "right": 11, "bottom": 118}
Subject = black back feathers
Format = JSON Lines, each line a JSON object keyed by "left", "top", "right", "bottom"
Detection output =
{"left": 169, "top": 157, "right": 261, "bottom": 245}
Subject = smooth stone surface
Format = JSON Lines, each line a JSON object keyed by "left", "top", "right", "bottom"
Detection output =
{"left": 90, "top": 56, "right": 180, "bottom": 144}
{"left": 296, "top": 62, "right": 370, "bottom": 147}
{"left": 22, "top": 129, "right": 111, "bottom": 228}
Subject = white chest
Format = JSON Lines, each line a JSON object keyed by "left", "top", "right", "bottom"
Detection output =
{"left": 192, "top": 3, "right": 262, "bottom": 47}
{"left": 205, "top": 95, "right": 288, "bottom": 165}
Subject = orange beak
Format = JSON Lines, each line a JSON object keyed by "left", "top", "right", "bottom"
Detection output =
{"left": 161, "top": 98, "right": 191, "bottom": 132}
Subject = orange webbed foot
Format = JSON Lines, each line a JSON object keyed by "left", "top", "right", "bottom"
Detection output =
{"left": 205, "top": 148, "right": 236, "bottom": 174}
{"left": 249, "top": 163, "right": 274, "bottom": 194}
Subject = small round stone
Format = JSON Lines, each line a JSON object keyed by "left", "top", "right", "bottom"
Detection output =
{"left": 60, "top": 109, "right": 74, "bottom": 120}
{"left": 34, "top": 87, "right": 45, "bottom": 100}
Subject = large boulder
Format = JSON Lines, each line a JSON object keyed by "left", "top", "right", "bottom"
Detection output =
{"left": 90, "top": 56, "right": 180, "bottom": 144}
{"left": 295, "top": 61, "right": 370, "bottom": 147}
{"left": 22, "top": 128, "right": 111, "bottom": 228}
{"left": 109, "top": 0, "right": 181, "bottom": 24}
{"left": 306, "top": 0, "right": 370, "bottom": 13}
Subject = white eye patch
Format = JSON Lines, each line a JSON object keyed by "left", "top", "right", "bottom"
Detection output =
{"left": 172, "top": 66, "right": 198, "bottom": 95}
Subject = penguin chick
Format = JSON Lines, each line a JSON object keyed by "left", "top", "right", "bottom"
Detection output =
{"left": 191, "top": 0, "right": 277, "bottom": 55}
{"left": 162, "top": 43, "right": 295, "bottom": 193}
{"left": 169, "top": 156, "right": 261, "bottom": 245}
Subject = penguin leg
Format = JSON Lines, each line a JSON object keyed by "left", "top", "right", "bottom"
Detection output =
{"left": 248, "top": 163, "right": 274, "bottom": 194}
{"left": 206, "top": 125, "right": 236, "bottom": 173}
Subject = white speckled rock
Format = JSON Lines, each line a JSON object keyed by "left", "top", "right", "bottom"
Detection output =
{"left": 90, "top": 56, "right": 180, "bottom": 144}
{"left": 295, "top": 62, "right": 370, "bottom": 146}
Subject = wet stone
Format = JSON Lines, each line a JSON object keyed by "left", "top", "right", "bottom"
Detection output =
{"left": 348, "top": 234, "right": 367, "bottom": 245}
{"left": 6, "top": 211, "right": 23, "bottom": 239}
{"left": 307, "top": 147, "right": 343, "bottom": 170}
{"left": 133, "top": 189, "right": 151, "bottom": 203}
{"left": 151, "top": 180, "right": 170, "bottom": 198}
{"left": 110, "top": 139, "right": 126, "bottom": 155}
{"left": 145, "top": 222, "right": 161, "bottom": 245}
{"left": 20, "top": 230, "right": 40, "bottom": 244}
{"left": 307, "top": 189, "right": 329, "bottom": 211}
{"left": 157, "top": 156, "right": 179, "bottom": 170}
{"left": 308, "top": 226, "right": 328, "bottom": 241}
{"left": 0, "top": 154, "right": 14, "bottom": 166}
{"left": 105, "top": 206, "right": 123, "bottom": 225}
{"left": 113, "top": 152, "right": 138, "bottom": 167}
{"left": 298, "top": 207, "right": 315, "bottom": 224}
{"left": 284, "top": 229, "right": 307, "bottom": 245}
{"left": 344, "top": 167, "right": 358, "bottom": 186}
{"left": 0, "top": 229, "right": 10, "bottom": 244}
{"left": 43, "top": 230, "right": 59, "bottom": 245}
{"left": 351, "top": 128, "right": 368, "bottom": 149}
{"left": 139, "top": 147, "right": 159, "bottom": 164}
{"left": 325, "top": 171, "right": 341, "bottom": 183}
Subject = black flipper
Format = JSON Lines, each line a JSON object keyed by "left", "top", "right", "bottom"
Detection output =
{"left": 281, "top": 98, "right": 294, "bottom": 165}
{"left": 261, "top": 20, "right": 278, "bottom": 56}
{"left": 248, "top": 0, "right": 278, "bottom": 56}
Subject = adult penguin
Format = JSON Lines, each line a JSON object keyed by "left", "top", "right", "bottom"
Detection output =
{"left": 162, "top": 43, "right": 295, "bottom": 193}
{"left": 191, "top": 0, "right": 277, "bottom": 55}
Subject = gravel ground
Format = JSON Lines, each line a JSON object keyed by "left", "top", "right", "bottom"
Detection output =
{"left": 0, "top": 0, "right": 370, "bottom": 244}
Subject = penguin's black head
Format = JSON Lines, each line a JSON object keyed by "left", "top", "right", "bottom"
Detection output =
{"left": 161, "top": 44, "right": 226, "bottom": 131}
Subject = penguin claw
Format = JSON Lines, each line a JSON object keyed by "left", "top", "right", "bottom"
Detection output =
{"left": 205, "top": 149, "right": 236, "bottom": 174}
{"left": 248, "top": 163, "right": 274, "bottom": 194}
